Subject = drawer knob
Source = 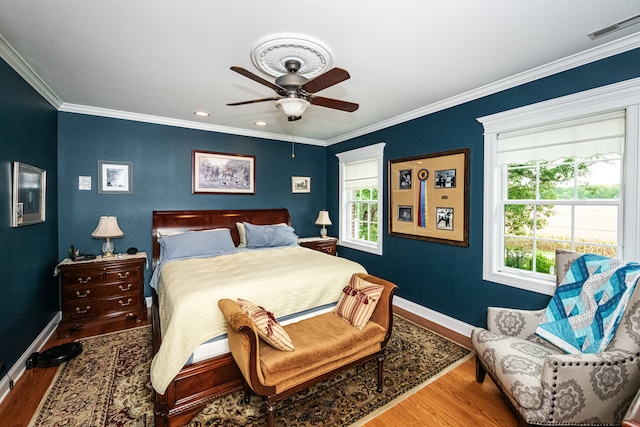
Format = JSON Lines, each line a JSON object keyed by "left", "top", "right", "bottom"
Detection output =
{"left": 119, "top": 298, "right": 132, "bottom": 307}
{"left": 327, "top": 247, "right": 333, "bottom": 253}
{"left": 118, "top": 272, "right": 130, "bottom": 279}
{"left": 119, "top": 284, "right": 132, "bottom": 292}
{"left": 76, "top": 305, "right": 90, "bottom": 314}
{"left": 77, "top": 276, "right": 92, "bottom": 284}
{"left": 75, "top": 290, "right": 91, "bottom": 298}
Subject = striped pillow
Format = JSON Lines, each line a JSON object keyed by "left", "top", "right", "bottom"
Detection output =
{"left": 334, "top": 274, "right": 384, "bottom": 330}
{"left": 237, "top": 299, "right": 294, "bottom": 351}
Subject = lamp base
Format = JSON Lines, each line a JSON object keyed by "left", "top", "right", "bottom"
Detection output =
{"left": 102, "top": 238, "right": 115, "bottom": 257}
{"left": 320, "top": 226, "right": 327, "bottom": 238}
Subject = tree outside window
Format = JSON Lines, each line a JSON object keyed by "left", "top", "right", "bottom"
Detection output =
{"left": 504, "top": 155, "right": 620, "bottom": 275}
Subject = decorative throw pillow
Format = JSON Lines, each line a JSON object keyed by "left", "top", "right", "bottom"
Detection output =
{"left": 237, "top": 299, "right": 294, "bottom": 351}
{"left": 536, "top": 254, "right": 640, "bottom": 354}
{"left": 334, "top": 274, "right": 384, "bottom": 330}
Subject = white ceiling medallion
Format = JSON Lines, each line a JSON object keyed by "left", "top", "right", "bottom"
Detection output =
{"left": 250, "top": 33, "right": 335, "bottom": 79}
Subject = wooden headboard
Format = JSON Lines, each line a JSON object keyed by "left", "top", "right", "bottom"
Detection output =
{"left": 152, "top": 208, "right": 291, "bottom": 267}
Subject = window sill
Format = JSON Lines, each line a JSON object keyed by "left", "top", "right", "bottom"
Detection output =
{"left": 483, "top": 269, "right": 556, "bottom": 296}
{"left": 338, "top": 239, "right": 382, "bottom": 256}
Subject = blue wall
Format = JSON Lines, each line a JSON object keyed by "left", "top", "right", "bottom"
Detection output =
{"left": 327, "top": 47, "right": 640, "bottom": 327}
{"left": 0, "top": 58, "right": 58, "bottom": 370}
{"left": 57, "top": 113, "right": 328, "bottom": 294}
{"left": 4, "top": 45, "right": 640, "bottom": 375}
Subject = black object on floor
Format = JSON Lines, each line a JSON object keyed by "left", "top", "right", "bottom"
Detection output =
{"left": 26, "top": 342, "right": 83, "bottom": 369}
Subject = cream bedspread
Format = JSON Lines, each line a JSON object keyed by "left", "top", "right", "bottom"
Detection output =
{"left": 150, "top": 245, "right": 366, "bottom": 394}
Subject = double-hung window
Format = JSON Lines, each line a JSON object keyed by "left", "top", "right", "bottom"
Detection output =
{"left": 480, "top": 79, "right": 640, "bottom": 295}
{"left": 336, "top": 143, "right": 385, "bottom": 255}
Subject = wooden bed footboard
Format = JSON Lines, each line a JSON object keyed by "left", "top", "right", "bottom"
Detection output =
{"left": 152, "top": 291, "right": 243, "bottom": 427}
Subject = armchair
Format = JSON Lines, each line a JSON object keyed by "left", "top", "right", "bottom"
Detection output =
{"left": 472, "top": 250, "right": 640, "bottom": 426}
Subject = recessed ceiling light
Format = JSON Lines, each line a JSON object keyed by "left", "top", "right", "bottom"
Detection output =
{"left": 194, "top": 111, "right": 209, "bottom": 117}
{"left": 255, "top": 121, "right": 268, "bottom": 126}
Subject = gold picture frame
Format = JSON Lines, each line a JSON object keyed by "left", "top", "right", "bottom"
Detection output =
{"left": 388, "top": 148, "right": 469, "bottom": 247}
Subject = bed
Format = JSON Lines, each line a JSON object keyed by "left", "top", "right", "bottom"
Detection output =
{"left": 150, "top": 209, "right": 367, "bottom": 427}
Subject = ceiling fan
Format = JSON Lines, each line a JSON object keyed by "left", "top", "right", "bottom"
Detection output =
{"left": 227, "top": 59, "right": 359, "bottom": 121}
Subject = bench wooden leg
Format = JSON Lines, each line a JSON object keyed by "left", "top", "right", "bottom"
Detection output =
{"left": 265, "top": 402, "right": 276, "bottom": 427}
{"left": 243, "top": 379, "right": 251, "bottom": 404}
{"left": 376, "top": 353, "right": 385, "bottom": 393}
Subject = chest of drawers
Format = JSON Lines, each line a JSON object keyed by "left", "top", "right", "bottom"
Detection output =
{"left": 57, "top": 254, "right": 146, "bottom": 336}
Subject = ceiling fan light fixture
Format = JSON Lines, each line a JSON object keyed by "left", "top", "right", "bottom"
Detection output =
{"left": 275, "top": 98, "right": 310, "bottom": 119}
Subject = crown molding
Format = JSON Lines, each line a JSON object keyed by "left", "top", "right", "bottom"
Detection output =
{"left": 3, "top": 27, "right": 640, "bottom": 148}
{"left": 326, "top": 31, "right": 640, "bottom": 145}
{"left": 58, "top": 103, "right": 326, "bottom": 146}
{"left": 0, "top": 34, "right": 62, "bottom": 109}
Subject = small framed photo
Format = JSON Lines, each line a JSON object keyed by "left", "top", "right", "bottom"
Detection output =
{"left": 291, "top": 176, "right": 311, "bottom": 193}
{"left": 434, "top": 169, "right": 456, "bottom": 188}
{"left": 98, "top": 161, "right": 132, "bottom": 194}
{"left": 399, "top": 169, "right": 412, "bottom": 189}
{"left": 436, "top": 207, "right": 454, "bottom": 230}
{"left": 12, "top": 162, "right": 46, "bottom": 227}
{"left": 193, "top": 150, "right": 255, "bottom": 194}
{"left": 398, "top": 205, "right": 413, "bottom": 222}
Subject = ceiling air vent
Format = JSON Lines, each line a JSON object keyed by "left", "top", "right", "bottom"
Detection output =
{"left": 588, "top": 14, "right": 640, "bottom": 40}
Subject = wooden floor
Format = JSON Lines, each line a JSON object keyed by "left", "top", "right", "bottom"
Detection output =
{"left": 0, "top": 308, "right": 516, "bottom": 427}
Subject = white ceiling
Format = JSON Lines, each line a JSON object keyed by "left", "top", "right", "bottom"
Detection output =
{"left": 1, "top": 1, "right": 640, "bottom": 145}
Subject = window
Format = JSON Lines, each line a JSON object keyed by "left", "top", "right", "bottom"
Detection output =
{"left": 336, "top": 143, "right": 386, "bottom": 255}
{"left": 479, "top": 79, "right": 640, "bottom": 295}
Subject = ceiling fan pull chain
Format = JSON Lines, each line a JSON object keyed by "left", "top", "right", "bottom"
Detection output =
{"left": 291, "top": 120, "right": 295, "bottom": 158}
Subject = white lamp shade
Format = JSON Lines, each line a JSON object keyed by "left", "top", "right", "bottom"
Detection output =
{"left": 275, "top": 98, "right": 310, "bottom": 118}
{"left": 91, "top": 216, "right": 124, "bottom": 238}
{"left": 315, "top": 210, "right": 332, "bottom": 226}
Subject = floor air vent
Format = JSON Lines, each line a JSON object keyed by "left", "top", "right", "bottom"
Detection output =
{"left": 588, "top": 14, "right": 640, "bottom": 40}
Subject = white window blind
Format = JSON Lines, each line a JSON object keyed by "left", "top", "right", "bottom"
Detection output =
{"left": 497, "top": 110, "right": 625, "bottom": 165}
{"left": 344, "top": 159, "right": 378, "bottom": 189}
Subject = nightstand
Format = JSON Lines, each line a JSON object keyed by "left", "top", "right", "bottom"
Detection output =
{"left": 56, "top": 253, "right": 147, "bottom": 337}
{"left": 298, "top": 237, "right": 338, "bottom": 256}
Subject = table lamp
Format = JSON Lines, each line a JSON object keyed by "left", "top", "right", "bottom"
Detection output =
{"left": 315, "top": 210, "right": 332, "bottom": 238}
{"left": 91, "top": 215, "right": 124, "bottom": 256}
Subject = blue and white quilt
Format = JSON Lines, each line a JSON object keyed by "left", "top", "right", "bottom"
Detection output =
{"left": 536, "top": 254, "right": 640, "bottom": 354}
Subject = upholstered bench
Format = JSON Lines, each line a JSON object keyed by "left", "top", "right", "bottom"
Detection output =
{"left": 218, "top": 273, "right": 397, "bottom": 427}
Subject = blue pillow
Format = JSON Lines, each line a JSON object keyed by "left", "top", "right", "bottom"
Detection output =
{"left": 159, "top": 228, "right": 236, "bottom": 263}
{"left": 243, "top": 222, "right": 298, "bottom": 249}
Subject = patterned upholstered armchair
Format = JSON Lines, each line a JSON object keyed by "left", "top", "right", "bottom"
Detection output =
{"left": 472, "top": 250, "right": 640, "bottom": 426}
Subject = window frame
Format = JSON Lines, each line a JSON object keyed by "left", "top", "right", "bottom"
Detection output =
{"left": 479, "top": 78, "right": 640, "bottom": 295}
{"left": 336, "top": 142, "right": 386, "bottom": 255}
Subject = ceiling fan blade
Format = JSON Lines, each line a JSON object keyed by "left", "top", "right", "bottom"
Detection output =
{"left": 309, "top": 96, "right": 359, "bottom": 112}
{"left": 230, "top": 66, "right": 286, "bottom": 95}
{"left": 301, "top": 68, "right": 350, "bottom": 93}
{"left": 226, "top": 97, "right": 281, "bottom": 106}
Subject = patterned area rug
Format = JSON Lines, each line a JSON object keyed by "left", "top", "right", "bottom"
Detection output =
{"left": 28, "top": 326, "right": 154, "bottom": 427}
{"left": 29, "top": 316, "right": 471, "bottom": 427}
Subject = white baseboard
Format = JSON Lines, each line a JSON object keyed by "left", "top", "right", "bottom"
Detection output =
{"left": 393, "top": 296, "right": 475, "bottom": 338}
{"left": 0, "top": 312, "right": 61, "bottom": 404}
{"left": 146, "top": 296, "right": 152, "bottom": 308}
